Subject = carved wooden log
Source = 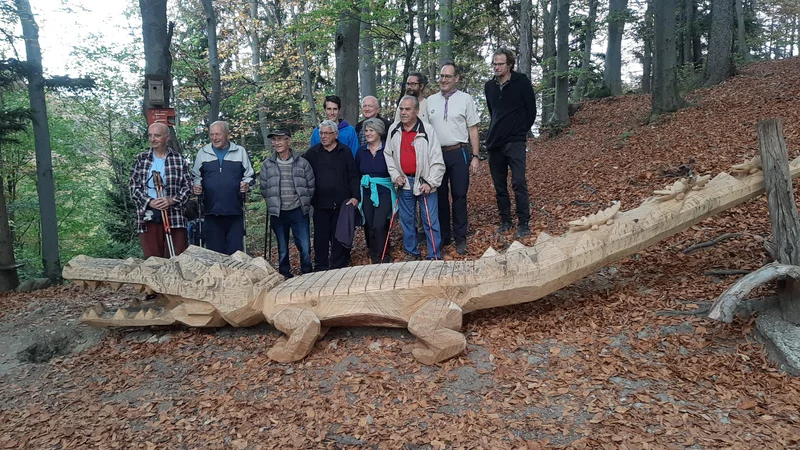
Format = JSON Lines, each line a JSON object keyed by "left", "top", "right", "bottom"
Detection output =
{"left": 758, "top": 119, "right": 800, "bottom": 324}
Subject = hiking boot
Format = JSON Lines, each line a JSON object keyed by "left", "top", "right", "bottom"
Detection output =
{"left": 441, "top": 237, "right": 453, "bottom": 247}
{"left": 497, "top": 221, "right": 513, "bottom": 233}
{"left": 516, "top": 222, "right": 531, "bottom": 238}
{"left": 456, "top": 240, "right": 468, "bottom": 255}
{"left": 404, "top": 252, "right": 422, "bottom": 261}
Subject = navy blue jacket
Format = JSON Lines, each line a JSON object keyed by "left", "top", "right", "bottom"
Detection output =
{"left": 192, "top": 142, "right": 254, "bottom": 216}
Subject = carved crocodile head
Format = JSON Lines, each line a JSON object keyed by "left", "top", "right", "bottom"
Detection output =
{"left": 63, "top": 246, "right": 285, "bottom": 327}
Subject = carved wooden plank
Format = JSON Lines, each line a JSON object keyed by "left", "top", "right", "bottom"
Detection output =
{"left": 304, "top": 268, "right": 339, "bottom": 301}
{"left": 320, "top": 267, "right": 352, "bottom": 297}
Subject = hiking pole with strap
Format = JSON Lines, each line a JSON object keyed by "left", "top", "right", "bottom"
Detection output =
{"left": 152, "top": 171, "right": 176, "bottom": 258}
{"left": 264, "top": 213, "right": 272, "bottom": 265}
{"left": 419, "top": 177, "right": 438, "bottom": 261}
{"left": 241, "top": 190, "right": 248, "bottom": 254}
{"left": 381, "top": 197, "right": 400, "bottom": 263}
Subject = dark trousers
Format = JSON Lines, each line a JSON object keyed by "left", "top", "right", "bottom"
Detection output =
{"left": 488, "top": 141, "right": 531, "bottom": 224}
{"left": 140, "top": 226, "right": 188, "bottom": 259}
{"left": 271, "top": 207, "right": 312, "bottom": 277}
{"left": 362, "top": 187, "right": 392, "bottom": 263}
{"left": 204, "top": 214, "right": 245, "bottom": 255}
{"left": 313, "top": 207, "right": 350, "bottom": 271}
{"left": 438, "top": 146, "right": 471, "bottom": 243}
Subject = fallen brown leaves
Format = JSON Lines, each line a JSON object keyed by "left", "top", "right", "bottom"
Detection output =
{"left": 2, "top": 59, "right": 800, "bottom": 448}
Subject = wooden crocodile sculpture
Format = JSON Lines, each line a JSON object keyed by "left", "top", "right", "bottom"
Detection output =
{"left": 63, "top": 156, "right": 800, "bottom": 364}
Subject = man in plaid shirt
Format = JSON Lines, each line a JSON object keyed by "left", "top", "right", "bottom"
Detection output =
{"left": 130, "top": 123, "right": 193, "bottom": 258}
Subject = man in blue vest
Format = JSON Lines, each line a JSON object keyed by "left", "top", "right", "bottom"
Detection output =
{"left": 192, "top": 121, "right": 254, "bottom": 255}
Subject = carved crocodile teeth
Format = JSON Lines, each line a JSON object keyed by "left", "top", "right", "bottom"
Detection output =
{"left": 481, "top": 247, "right": 499, "bottom": 259}
{"left": 108, "top": 282, "right": 123, "bottom": 291}
{"left": 506, "top": 241, "right": 527, "bottom": 253}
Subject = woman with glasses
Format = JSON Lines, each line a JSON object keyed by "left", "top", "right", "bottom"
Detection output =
{"left": 355, "top": 118, "right": 397, "bottom": 263}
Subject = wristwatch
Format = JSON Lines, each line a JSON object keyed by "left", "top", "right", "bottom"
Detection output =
{"left": 470, "top": 154, "right": 480, "bottom": 160}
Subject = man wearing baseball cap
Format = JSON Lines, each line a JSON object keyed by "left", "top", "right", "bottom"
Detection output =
{"left": 258, "top": 129, "right": 315, "bottom": 278}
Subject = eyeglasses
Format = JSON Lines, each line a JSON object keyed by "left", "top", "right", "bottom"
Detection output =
{"left": 438, "top": 74, "right": 455, "bottom": 80}
{"left": 492, "top": 62, "right": 507, "bottom": 66}
{"left": 320, "top": 131, "right": 336, "bottom": 136}
{"left": 406, "top": 82, "right": 421, "bottom": 87}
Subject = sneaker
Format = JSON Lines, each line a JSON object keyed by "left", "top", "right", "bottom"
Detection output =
{"left": 404, "top": 252, "right": 422, "bottom": 261}
{"left": 516, "top": 222, "right": 531, "bottom": 238}
{"left": 497, "top": 221, "right": 513, "bottom": 233}
{"left": 456, "top": 240, "right": 468, "bottom": 255}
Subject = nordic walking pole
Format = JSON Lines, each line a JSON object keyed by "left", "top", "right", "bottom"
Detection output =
{"left": 152, "top": 171, "right": 176, "bottom": 258}
{"left": 265, "top": 214, "right": 272, "bottom": 265}
{"left": 381, "top": 197, "right": 400, "bottom": 263}
{"left": 422, "top": 195, "right": 438, "bottom": 260}
{"left": 241, "top": 190, "right": 248, "bottom": 254}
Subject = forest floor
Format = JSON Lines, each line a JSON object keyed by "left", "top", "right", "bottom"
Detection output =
{"left": 1, "top": 58, "right": 800, "bottom": 449}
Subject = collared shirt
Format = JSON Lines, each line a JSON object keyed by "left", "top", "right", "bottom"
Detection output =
{"left": 425, "top": 90, "right": 480, "bottom": 146}
{"left": 400, "top": 120, "right": 421, "bottom": 176}
{"left": 130, "top": 147, "right": 193, "bottom": 233}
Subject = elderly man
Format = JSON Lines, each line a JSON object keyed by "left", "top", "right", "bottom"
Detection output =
{"left": 355, "top": 96, "right": 391, "bottom": 146}
{"left": 192, "top": 121, "right": 255, "bottom": 255}
{"left": 304, "top": 120, "right": 361, "bottom": 271}
{"left": 425, "top": 62, "right": 480, "bottom": 255}
{"left": 484, "top": 48, "right": 536, "bottom": 238}
{"left": 385, "top": 95, "right": 444, "bottom": 261}
{"left": 259, "top": 129, "right": 315, "bottom": 278}
{"left": 130, "top": 123, "right": 193, "bottom": 258}
{"left": 395, "top": 72, "right": 428, "bottom": 122}
{"left": 309, "top": 95, "right": 360, "bottom": 157}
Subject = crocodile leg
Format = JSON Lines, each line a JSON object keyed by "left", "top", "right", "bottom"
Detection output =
{"left": 267, "top": 307, "right": 322, "bottom": 363}
{"left": 407, "top": 299, "right": 466, "bottom": 365}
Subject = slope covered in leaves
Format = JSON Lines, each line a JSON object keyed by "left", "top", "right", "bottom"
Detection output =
{"left": 1, "top": 59, "right": 800, "bottom": 449}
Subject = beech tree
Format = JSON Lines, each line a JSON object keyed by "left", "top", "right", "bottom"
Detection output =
{"left": 552, "top": 0, "right": 570, "bottom": 127}
{"left": 604, "top": 0, "right": 628, "bottom": 96}
{"left": 705, "top": 0, "right": 735, "bottom": 86}
{"left": 139, "top": 0, "right": 178, "bottom": 151}
{"left": 14, "top": 0, "right": 61, "bottom": 282}
{"left": 439, "top": 0, "right": 453, "bottom": 65}
{"left": 574, "top": 0, "right": 599, "bottom": 100}
{"left": 651, "top": 0, "right": 685, "bottom": 120}
{"left": 519, "top": 0, "right": 533, "bottom": 79}
{"left": 335, "top": 3, "right": 361, "bottom": 125}
{"left": 201, "top": 0, "right": 220, "bottom": 123}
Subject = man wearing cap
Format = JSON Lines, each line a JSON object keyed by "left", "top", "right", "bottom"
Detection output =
{"left": 192, "top": 120, "right": 255, "bottom": 255}
{"left": 259, "top": 129, "right": 315, "bottom": 278}
{"left": 425, "top": 62, "right": 480, "bottom": 255}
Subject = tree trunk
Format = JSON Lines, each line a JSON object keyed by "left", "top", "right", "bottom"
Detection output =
{"left": 0, "top": 157, "right": 19, "bottom": 292}
{"left": 359, "top": 2, "right": 377, "bottom": 99}
{"left": 641, "top": 0, "right": 654, "bottom": 94}
{"left": 704, "top": 0, "right": 735, "bottom": 86}
{"left": 651, "top": 0, "right": 685, "bottom": 119}
{"left": 758, "top": 119, "right": 800, "bottom": 324}
{"left": 603, "top": 0, "right": 628, "bottom": 96}
{"left": 439, "top": 0, "right": 453, "bottom": 65}
{"left": 574, "top": 0, "right": 598, "bottom": 101}
{"left": 682, "top": 0, "right": 695, "bottom": 65}
{"left": 335, "top": 2, "right": 361, "bottom": 125}
{"left": 397, "top": 0, "right": 416, "bottom": 106}
{"left": 552, "top": 0, "right": 570, "bottom": 127}
{"left": 201, "top": 0, "right": 220, "bottom": 123}
{"left": 426, "top": 0, "right": 436, "bottom": 81}
{"left": 519, "top": 0, "right": 533, "bottom": 79}
{"left": 249, "top": 0, "right": 271, "bottom": 150}
{"left": 139, "top": 0, "right": 178, "bottom": 152}
{"left": 541, "top": 0, "right": 556, "bottom": 125}
{"left": 15, "top": 0, "right": 61, "bottom": 283}
{"left": 735, "top": 0, "right": 750, "bottom": 61}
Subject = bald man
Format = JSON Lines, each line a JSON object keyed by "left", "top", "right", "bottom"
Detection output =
{"left": 130, "top": 123, "right": 193, "bottom": 258}
{"left": 355, "top": 96, "right": 391, "bottom": 147}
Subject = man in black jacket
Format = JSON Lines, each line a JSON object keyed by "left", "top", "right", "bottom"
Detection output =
{"left": 303, "top": 120, "right": 361, "bottom": 270}
{"left": 484, "top": 47, "right": 537, "bottom": 238}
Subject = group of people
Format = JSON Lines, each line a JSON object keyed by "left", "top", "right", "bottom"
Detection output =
{"left": 129, "top": 48, "right": 537, "bottom": 280}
